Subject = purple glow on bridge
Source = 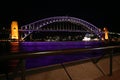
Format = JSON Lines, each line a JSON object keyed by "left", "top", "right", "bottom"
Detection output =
{"left": 20, "top": 16, "right": 103, "bottom": 40}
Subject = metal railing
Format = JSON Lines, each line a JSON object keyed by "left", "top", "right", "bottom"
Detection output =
{"left": 0, "top": 45, "right": 120, "bottom": 80}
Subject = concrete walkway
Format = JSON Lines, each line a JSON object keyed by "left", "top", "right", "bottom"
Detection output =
{"left": 13, "top": 54, "right": 120, "bottom": 80}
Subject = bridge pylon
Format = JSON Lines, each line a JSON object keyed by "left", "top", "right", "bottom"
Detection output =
{"left": 11, "top": 21, "right": 19, "bottom": 41}
{"left": 102, "top": 27, "right": 109, "bottom": 41}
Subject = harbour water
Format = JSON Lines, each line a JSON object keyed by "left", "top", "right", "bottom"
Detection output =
{"left": 0, "top": 41, "right": 106, "bottom": 71}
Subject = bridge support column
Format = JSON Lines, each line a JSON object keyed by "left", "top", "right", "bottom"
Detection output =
{"left": 102, "top": 27, "right": 109, "bottom": 41}
{"left": 11, "top": 21, "right": 19, "bottom": 41}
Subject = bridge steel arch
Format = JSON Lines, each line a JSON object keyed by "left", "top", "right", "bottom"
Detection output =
{"left": 20, "top": 16, "right": 102, "bottom": 40}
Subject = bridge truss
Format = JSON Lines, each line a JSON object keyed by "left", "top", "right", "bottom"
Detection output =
{"left": 19, "top": 16, "right": 102, "bottom": 41}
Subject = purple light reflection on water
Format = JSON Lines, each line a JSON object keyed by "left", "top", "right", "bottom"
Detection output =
{"left": 19, "top": 41, "right": 104, "bottom": 69}
{"left": 20, "top": 41, "right": 104, "bottom": 52}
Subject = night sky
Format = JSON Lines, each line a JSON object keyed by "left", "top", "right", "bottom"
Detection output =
{"left": 0, "top": 0, "right": 119, "bottom": 32}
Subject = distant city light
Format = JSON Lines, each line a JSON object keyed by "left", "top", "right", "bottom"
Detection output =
{"left": 82, "top": 37, "right": 91, "bottom": 41}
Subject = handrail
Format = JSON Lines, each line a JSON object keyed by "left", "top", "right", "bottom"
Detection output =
{"left": 0, "top": 45, "right": 120, "bottom": 61}
{"left": 1, "top": 45, "right": 120, "bottom": 80}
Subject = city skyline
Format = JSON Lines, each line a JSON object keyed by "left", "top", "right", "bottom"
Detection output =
{"left": 0, "top": 1, "right": 119, "bottom": 32}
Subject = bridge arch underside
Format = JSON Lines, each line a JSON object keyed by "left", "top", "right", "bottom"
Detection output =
{"left": 21, "top": 21, "right": 100, "bottom": 41}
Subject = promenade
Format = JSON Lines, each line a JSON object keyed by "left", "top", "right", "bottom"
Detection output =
{"left": 13, "top": 52, "right": 120, "bottom": 80}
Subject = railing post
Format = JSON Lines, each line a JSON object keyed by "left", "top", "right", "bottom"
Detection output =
{"left": 109, "top": 49, "right": 113, "bottom": 76}
{"left": 21, "top": 59, "right": 26, "bottom": 80}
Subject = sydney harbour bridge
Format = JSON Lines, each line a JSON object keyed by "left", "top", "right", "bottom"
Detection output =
{"left": 16, "top": 16, "right": 105, "bottom": 41}
{"left": 1, "top": 16, "right": 120, "bottom": 80}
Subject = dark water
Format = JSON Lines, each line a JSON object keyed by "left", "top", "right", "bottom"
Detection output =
{"left": 0, "top": 41, "right": 106, "bottom": 72}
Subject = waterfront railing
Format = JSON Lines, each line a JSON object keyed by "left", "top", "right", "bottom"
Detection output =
{"left": 0, "top": 45, "right": 120, "bottom": 80}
